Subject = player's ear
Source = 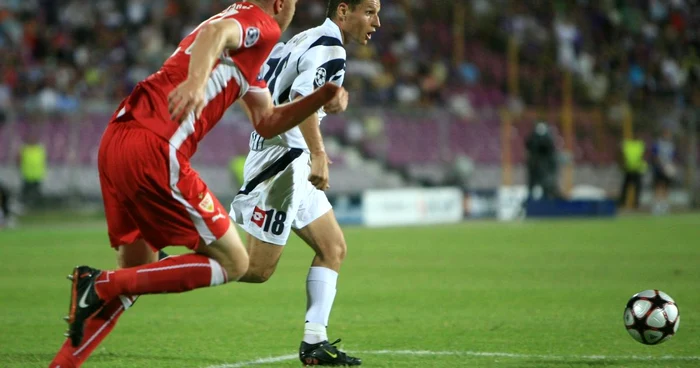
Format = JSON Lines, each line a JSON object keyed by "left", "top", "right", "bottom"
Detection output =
{"left": 273, "top": 0, "right": 284, "bottom": 15}
{"left": 337, "top": 3, "right": 349, "bottom": 21}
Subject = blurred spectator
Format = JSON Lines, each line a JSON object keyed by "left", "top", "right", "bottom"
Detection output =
{"left": 651, "top": 128, "right": 678, "bottom": 215}
{"left": 618, "top": 130, "right": 647, "bottom": 209}
{"left": 18, "top": 131, "right": 47, "bottom": 209}
{"left": 584, "top": 63, "right": 609, "bottom": 104}
{"left": 0, "top": 181, "right": 12, "bottom": 228}
{"left": 553, "top": 13, "right": 580, "bottom": 72}
{"left": 0, "top": 0, "right": 696, "bottom": 112}
{"left": 525, "top": 122, "right": 560, "bottom": 201}
{"left": 444, "top": 154, "right": 474, "bottom": 191}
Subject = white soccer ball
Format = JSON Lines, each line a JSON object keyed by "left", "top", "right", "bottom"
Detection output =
{"left": 623, "top": 289, "right": 679, "bottom": 345}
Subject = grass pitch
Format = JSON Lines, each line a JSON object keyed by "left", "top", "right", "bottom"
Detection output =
{"left": 0, "top": 214, "right": 699, "bottom": 367}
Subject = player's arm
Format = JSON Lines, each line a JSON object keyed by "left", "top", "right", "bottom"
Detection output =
{"left": 295, "top": 98, "right": 333, "bottom": 190}
{"left": 289, "top": 45, "right": 348, "bottom": 190}
{"left": 168, "top": 19, "right": 242, "bottom": 122}
{"left": 239, "top": 84, "right": 347, "bottom": 139}
{"left": 185, "top": 19, "right": 242, "bottom": 91}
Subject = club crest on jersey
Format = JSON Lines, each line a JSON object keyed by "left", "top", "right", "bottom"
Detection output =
{"left": 245, "top": 27, "right": 261, "bottom": 48}
{"left": 251, "top": 206, "right": 267, "bottom": 227}
{"left": 198, "top": 192, "right": 215, "bottom": 213}
{"left": 314, "top": 67, "right": 327, "bottom": 88}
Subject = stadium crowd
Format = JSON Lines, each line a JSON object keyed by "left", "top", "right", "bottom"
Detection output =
{"left": 0, "top": 0, "right": 697, "bottom": 118}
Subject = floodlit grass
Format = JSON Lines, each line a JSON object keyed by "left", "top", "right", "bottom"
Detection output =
{"left": 1, "top": 214, "right": 698, "bottom": 367}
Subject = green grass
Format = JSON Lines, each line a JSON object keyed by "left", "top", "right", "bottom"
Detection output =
{"left": 1, "top": 215, "right": 699, "bottom": 367}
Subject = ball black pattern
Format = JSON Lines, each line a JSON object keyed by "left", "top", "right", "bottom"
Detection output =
{"left": 623, "top": 289, "right": 679, "bottom": 345}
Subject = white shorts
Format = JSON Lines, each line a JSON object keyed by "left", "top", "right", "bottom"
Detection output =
{"left": 229, "top": 146, "right": 332, "bottom": 246}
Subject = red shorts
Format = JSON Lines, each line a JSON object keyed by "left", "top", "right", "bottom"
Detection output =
{"left": 98, "top": 122, "right": 230, "bottom": 250}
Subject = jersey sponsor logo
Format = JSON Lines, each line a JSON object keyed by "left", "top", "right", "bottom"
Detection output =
{"left": 251, "top": 206, "right": 267, "bottom": 227}
{"left": 314, "top": 67, "right": 327, "bottom": 88}
{"left": 245, "top": 27, "right": 261, "bottom": 48}
{"left": 198, "top": 192, "right": 215, "bottom": 213}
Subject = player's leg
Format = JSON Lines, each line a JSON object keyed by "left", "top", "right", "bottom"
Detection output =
{"left": 92, "top": 137, "right": 247, "bottom": 295}
{"left": 659, "top": 178, "right": 670, "bottom": 213}
{"left": 116, "top": 239, "right": 160, "bottom": 268}
{"left": 66, "top": 219, "right": 247, "bottom": 349}
{"left": 619, "top": 172, "right": 631, "bottom": 206}
{"left": 0, "top": 183, "right": 9, "bottom": 226}
{"left": 525, "top": 164, "right": 535, "bottom": 201}
{"left": 293, "top": 200, "right": 360, "bottom": 366}
{"left": 652, "top": 173, "right": 669, "bottom": 214}
{"left": 88, "top": 218, "right": 248, "bottom": 303}
{"left": 295, "top": 210, "right": 346, "bottom": 341}
{"left": 50, "top": 240, "right": 155, "bottom": 368}
{"left": 230, "top": 146, "right": 307, "bottom": 283}
{"left": 238, "top": 233, "right": 285, "bottom": 283}
{"left": 64, "top": 132, "right": 248, "bottom": 348}
{"left": 631, "top": 173, "right": 642, "bottom": 209}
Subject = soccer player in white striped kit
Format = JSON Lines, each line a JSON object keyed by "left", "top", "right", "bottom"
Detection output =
{"left": 230, "top": 0, "right": 380, "bottom": 365}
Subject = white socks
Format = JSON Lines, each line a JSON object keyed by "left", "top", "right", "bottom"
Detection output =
{"left": 303, "top": 266, "right": 338, "bottom": 344}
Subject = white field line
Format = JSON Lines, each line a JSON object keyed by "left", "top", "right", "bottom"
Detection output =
{"left": 204, "top": 354, "right": 297, "bottom": 368}
{"left": 203, "top": 349, "right": 700, "bottom": 368}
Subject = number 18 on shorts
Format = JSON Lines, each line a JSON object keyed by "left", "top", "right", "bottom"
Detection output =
{"left": 229, "top": 147, "right": 333, "bottom": 246}
{"left": 251, "top": 206, "right": 287, "bottom": 236}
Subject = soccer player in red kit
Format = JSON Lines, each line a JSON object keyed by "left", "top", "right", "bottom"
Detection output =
{"left": 49, "top": 1, "right": 349, "bottom": 367}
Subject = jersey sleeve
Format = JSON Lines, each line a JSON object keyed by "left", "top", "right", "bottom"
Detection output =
{"left": 221, "top": 7, "right": 263, "bottom": 51}
{"left": 290, "top": 40, "right": 346, "bottom": 99}
{"left": 250, "top": 42, "right": 286, "bottom": 93}
{"left": 248, "top": 71, "right": 268, "bottom": 92}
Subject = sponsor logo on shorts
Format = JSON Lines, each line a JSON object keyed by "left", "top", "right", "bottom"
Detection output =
{"left": 251, "top": 206, "right": 267, "bottom": 227}
{"left": 198, "top": 192, "right": 215, "bottom": 213}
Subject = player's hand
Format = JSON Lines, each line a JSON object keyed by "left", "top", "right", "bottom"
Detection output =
{"left": 323, "top": 86, "right": 348, "bottom": 114}
{"left": 309, "top": 151, "right": 332, "bottom": 191}
{"left": 168, "top": 79, "right": 206, "bottom": 123}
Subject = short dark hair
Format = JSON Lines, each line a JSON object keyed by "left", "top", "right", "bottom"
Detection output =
{"left": 326, "top": 0, "right": 363, "bottom": 19}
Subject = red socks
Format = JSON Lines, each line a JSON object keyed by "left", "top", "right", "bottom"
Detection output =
{"left": 49, "top": 254, "right": 228, "bottom": 367}
{"left": 94, "top": 254, "right": 227, "bottom": 301}
{"left": 49, "top": 296, "right": 136, "bottom": 368}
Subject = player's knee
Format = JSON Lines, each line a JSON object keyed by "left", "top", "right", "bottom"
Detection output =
{"left": 211, "top": 243, "right": 249, "bottom": 282}
{"left": 222, "top": 250, "right": 249, "bottom": 282}
{"left": 116, "top": 240, "right": 158, "bottom": 269}
{"left": 318, "top": 238, "right": 347, "bottom": 264}
{"left": 240, "top": 264, "right": 276, "bottom": 283}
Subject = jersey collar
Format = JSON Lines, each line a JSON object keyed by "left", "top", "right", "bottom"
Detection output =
{"left": 322, "top": 18, "right": 344, "bottom": 45}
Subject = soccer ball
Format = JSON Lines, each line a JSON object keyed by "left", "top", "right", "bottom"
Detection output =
{"left": 623, "top": 289, "right": 679, "bottom": 345}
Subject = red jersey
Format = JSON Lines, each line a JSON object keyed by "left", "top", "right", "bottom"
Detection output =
{"left": 111, "top": 2, "right": 280, "bottom": 157}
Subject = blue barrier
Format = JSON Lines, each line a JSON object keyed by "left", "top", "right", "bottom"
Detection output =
{"left": 525, "top": 199, "right": 617, "bottom": 218}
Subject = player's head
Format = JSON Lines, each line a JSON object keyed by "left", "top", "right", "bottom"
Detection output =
{"left": 256, "top": 0, "right": 298, "bottom": 32}
{"left": 327, "top": 0, "right": 381, "bottom": 45}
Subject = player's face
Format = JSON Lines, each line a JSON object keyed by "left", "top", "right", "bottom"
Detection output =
{"left": 274, "top": 0, "right": 298, "bottom": 32}
{"left": 344, "top": 0, "right": 381, "bottom": 45}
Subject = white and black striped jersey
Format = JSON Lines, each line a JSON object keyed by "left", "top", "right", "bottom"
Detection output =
{"left": 249, "top": 18, "right": 346, "bottom": 151}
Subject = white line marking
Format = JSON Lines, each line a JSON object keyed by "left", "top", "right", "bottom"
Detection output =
{"left": 205, "top": 354, "right": 297, "bottom": 368}
{"left": 202, "top": 350, "right": 700, "bottom": 368}
{"left": 356, "top": 350, "right": 700, "bottom": 361}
